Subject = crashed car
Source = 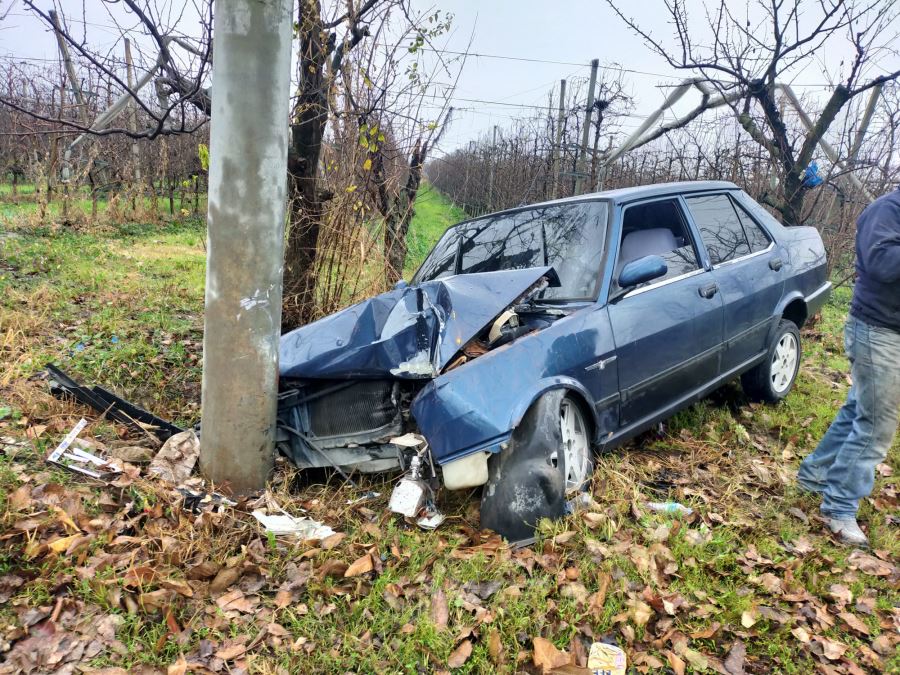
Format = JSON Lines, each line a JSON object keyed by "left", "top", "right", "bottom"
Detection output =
{"left": 276, "top": 180, "right": 831, "bottom": 540}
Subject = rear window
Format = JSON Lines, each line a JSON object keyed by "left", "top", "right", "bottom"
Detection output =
{"left": 413, "top": 201, "right": 608, "bottom": 300}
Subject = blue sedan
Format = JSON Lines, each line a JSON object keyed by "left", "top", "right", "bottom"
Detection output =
{"left": 278, "top": 180, "right": 831, "bottom": 539}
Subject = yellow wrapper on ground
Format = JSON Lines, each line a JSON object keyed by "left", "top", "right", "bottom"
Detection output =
{"left": 587, "top": 642, "right": 626, "bottom": 675}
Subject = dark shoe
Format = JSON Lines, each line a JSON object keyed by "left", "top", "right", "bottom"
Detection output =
{"left": 828, "top": 518, "right": 869, "bottom": 547}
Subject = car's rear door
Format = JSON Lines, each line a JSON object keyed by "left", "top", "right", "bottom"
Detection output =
{"left": 606, "top": 197, "right": 724, "bottom": 431}
{"left": 683, "top": 192, "right": 784, "bottom": 375}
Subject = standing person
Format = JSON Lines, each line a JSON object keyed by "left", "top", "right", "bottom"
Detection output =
{"left": 798, "top": 188, "right": 900, "bottom": 547}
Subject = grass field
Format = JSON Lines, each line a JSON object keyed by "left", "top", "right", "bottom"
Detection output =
{"left": 0, "top": 194, "right": 897, "bottom": 673}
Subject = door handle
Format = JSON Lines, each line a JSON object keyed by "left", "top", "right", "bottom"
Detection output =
{"left": 769, "top": 257, "right": 783, "bottom": 271}
{"left": 698, "top": 282, "right": 718, "bottom": 299}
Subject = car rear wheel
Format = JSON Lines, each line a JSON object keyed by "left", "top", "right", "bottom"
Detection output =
{"left": 480, "top": 391, "right": 593, "bottom": 541}
{"left": 741, "top": 319, "right": 801, "bottom": 402}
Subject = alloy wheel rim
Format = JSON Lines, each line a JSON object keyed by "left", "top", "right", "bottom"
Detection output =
{"left": 770, "top": 333, "right": 798, "bottom": 394}
{"left": 557, "top": 399, "right": 590, "bottom": 492}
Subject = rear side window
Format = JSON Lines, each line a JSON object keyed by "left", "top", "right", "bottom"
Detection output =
{"left": 685, "top": 194, "right": 752, "bottom": 265}
{"left": 732, "top": 199, "right": 771, "bottom": 252}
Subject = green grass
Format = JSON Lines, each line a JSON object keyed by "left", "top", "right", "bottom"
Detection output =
{"left": 404, "top": 182, "right": 468, "bottom": 277}
{"left": 0, "top": 192, "right": 897, "bottom": 673}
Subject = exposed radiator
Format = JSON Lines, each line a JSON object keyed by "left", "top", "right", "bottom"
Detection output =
{"left": 306, "top": 380, "right": 400, "bottom": 440}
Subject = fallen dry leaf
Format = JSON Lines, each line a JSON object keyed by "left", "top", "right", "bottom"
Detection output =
{"left": 838, "top": 611, "right": 870, "bottom": 636}
{"left": 344, "top": 553, "right": 374, "bottom": 577}
{"left": 214, "top": 643, "right": 247, "bottom": 661}
{"left": 487, "top": 629, "right": 503, "bottom": 665}
{"left": 724, "top": 640, "right": 746, "bottom": 675}
{"left": 811, "top": 636, "right": 848, "bottom": 661}
{"left": 320, "top": 532, "right": 346, "bottom": 549}
{"left": 167, "top": 656, "right": 188, "bottom": 675}
{"left": 533, "top": 637, "right": 569, "bottom": 673}
{"left": 216, "top": 588, "right": 254, "bottom": 613}
{"left": 159, "top": 578, "right": 193, "bottom": 598}
{"left": 828, "top": 583, "right": 853, "bottom": 606}
{"left": 588, "top": 573, "right": 611, "bottom": 616}
{"left": 627, "top": 597, "right": 654, "bottom": 627}
{"left": 209, "top": 565, "right": 242, "bottom": 594}
{"left": 665, "top": 650, "right": 686, "bottom": 675}
{"left": 871, "top": 634, "right": 894, "bottom": 656}
{"left": 431, "top": 589, "right": 449, "bottom": 630}
{"left": 847, "top": 550, "right": 895, "bottom": 577}
{"left": 740, "top": 607, "right": 759, "bottom": 628}
{"left": 791, "top": 626, "right": 811, "bottom": 643}
{"left": 448, "top": 639, "right": 473, "bottom": 669}
{"left": 186, "top": 560, "right": 221, "bottom": 580}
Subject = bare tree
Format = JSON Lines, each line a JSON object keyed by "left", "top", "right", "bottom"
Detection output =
{"left": 1, "top": 1, "right": 458, "bottom": 326}
{"left": 2, "top": 1, "right": 212, "bottom": 140}
{"left": 607, "top": 0, "right": 900, "bottom": 225}
{"left": 257, "top": 0, "right": 456, "bottom": 327}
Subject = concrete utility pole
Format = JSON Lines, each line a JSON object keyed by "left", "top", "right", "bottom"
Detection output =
{"left": 574, "top": 59, "right": 599, "bottom": 196}
{"left": 124, "top": 39, "right": 142, "bottom": 185}
{"left": 849, "top": 84, "right": 883, "bottom": 166}
{"left": 200, "top": 0, "right": 294, "bottom": 493}
{"left": 551, "top": 79, "right": 566, "bottom": 199}
{"left": 49, "top": 10, "right": 87, "bottom": 118}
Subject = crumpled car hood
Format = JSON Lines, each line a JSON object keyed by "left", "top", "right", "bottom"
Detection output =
{"left": 279, "top": 267, "right": 559, "bottom": 379}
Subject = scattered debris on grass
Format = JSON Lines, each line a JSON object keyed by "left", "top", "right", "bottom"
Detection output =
{"left": 0, "top": 224, "right": 897, "bottom": 672}
{"left": 251, "top": 507, "right": 335, "bottom": 540}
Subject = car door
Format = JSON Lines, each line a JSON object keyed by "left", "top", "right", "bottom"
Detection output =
{"left": 684, "top": 193, "right": 784, "bottom": 374}
{"left": 606, "top": 197, "right": 724, "bottom": 430}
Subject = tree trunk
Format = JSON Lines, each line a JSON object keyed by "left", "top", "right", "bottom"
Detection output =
{"left": 384, "top": 139, "right": 426, "bottom": 285}
{"left": 282, "top": 0, "right": 329, "bottom": 330}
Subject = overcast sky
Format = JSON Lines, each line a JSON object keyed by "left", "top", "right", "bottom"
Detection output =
{"left": 2, "top": 0, "right": 898, "bottom": 155}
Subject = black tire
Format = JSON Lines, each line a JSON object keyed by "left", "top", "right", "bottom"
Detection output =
{"left": 480, "top": 391, "right": 593, "bottom": 541}
{"left": 741, "top": 319, "right": 801, "bottom": 403}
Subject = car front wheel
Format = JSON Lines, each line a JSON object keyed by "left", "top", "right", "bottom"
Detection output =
{"left": 480, "top": 391, "right": 593, "bottom": 541}
{"left": 741, "top": 319, "right": 801, "bottom": 402}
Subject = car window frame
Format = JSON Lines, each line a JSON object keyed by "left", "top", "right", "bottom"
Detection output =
{"left": 682, "top": 191, "right": 775, "bottom": 270}
{"left": 728, "top": 194, "right": 774, "bottom": 256}
{"left": 605, "top": 195, "right": 706, "bottom": 302}
{"left": 411, "top": 198, "right": 612, "bottom": 302}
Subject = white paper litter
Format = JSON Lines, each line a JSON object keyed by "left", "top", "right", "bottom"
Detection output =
{"left": 47, "top": 418, "right": 89, "bottom": 463}
{"left": 416, "top": 510, "right": 446, "bottom": 530}
{"left": 47, "top": 418, "right": 120, "bottom": 478}
{"left": 251, "top": 510, "right": 335, "bottom": 539}
{"left": 388, "top": 432, "right": 426, "bottom": 448}
{"left": 148, "top": 429, "right": 200, "bottom": 484}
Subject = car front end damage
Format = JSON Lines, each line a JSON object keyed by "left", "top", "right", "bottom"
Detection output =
{"left": 274, "top": 266, "right": 567, "bottom": 516}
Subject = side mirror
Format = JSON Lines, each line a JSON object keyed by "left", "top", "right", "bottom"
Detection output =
{"left": 394, "top": 279, "right": 409, "bottom": 290}
{"left": 618, "top": 255, "right": 668, "bottom": 289}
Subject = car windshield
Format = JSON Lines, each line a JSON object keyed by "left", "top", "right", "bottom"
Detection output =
{"left": 411, "top": 200, "right": 609, "bottom": 301}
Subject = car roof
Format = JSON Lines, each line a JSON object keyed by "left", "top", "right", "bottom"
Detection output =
{"left": 540, "top": 180, "right": 739, "bottom": 206}
{"left": 475, "top": 181, "right": 741, "bottom": 221}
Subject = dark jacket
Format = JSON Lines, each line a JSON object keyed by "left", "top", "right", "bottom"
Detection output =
{"left": 850, "top": 189, "right": 900, "bottom": 332}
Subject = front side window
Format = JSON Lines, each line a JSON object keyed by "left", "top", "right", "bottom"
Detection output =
{"left": 615, "top": 198, "right": 701, "bottom": 288}
{"left": 413, "top": 201, "right": 608, "bottom": 300}
{"left": 685, "top": 194, "right": 752, "bottom": 265}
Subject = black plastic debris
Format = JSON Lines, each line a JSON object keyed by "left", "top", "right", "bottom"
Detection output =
{"left": 45, "top": 364, "right": 183, "bottom": 441}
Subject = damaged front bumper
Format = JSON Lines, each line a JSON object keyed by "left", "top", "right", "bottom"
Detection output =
{"left": 275, "top": 267, "right": 563, "bottom": 491}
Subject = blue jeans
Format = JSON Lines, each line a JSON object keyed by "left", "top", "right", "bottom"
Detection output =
{"left": 798, "top": 315, "right": 900, "bottom": 520}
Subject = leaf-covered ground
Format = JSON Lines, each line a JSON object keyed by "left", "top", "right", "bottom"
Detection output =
{"left": 0, "top": 216, "right": 898, "bottom": 674}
